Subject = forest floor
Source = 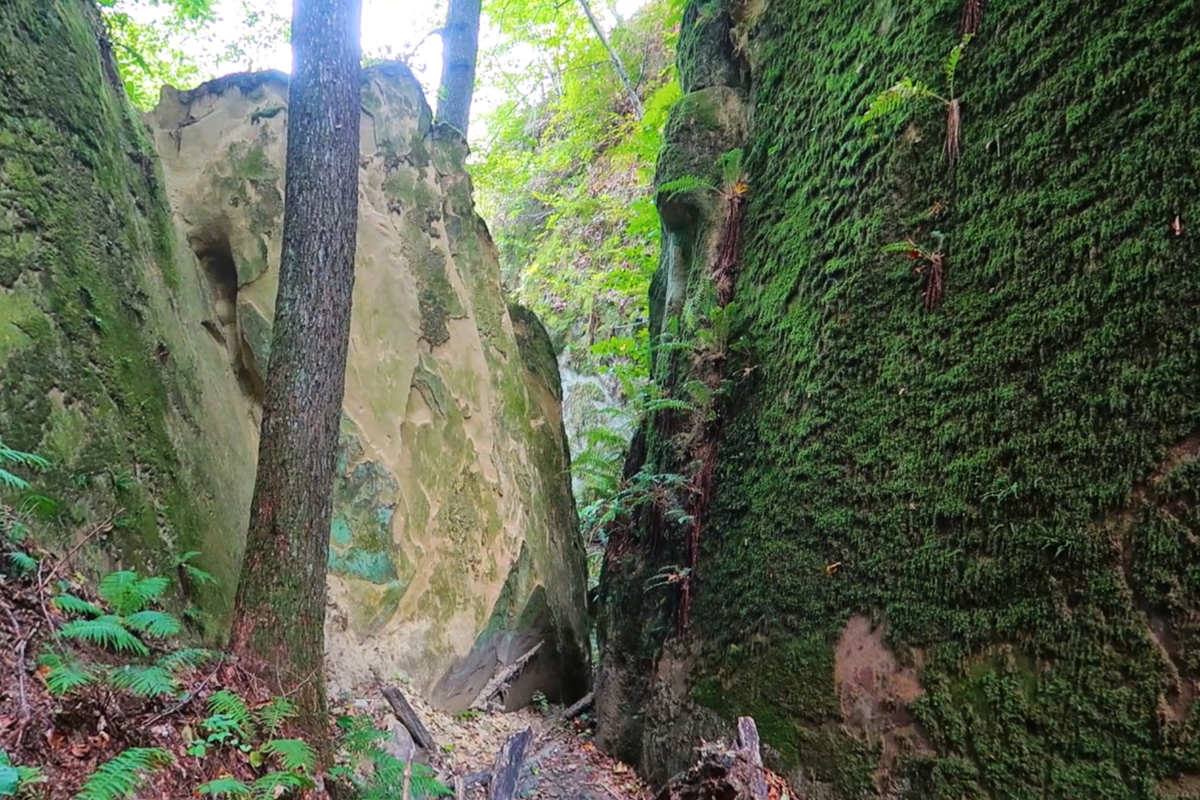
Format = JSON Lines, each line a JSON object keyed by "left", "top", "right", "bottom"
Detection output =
{"left": 335, "top": 686, "right": 652, "bottom": 800}
{"left": 0, "top": 527, "right": 654, "bottom": 799}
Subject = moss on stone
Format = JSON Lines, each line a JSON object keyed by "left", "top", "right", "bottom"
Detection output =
{"left": 603, "top": 0, "right": 1200, "bottom": 795}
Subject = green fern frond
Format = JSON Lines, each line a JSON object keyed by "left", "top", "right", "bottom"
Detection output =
{"left": 0, "top": 440, "right": 49, "bottom": 493}
{"left": 176, "top": 551, "right": 217, "bottom": 586}
{"left": 195, "top": 778, "right": 251, "bottom": 797}
{"left": 657, "top": 174, "right": 716, "bottom": 199}
{"left": 251, "top": 771, "right": 314, "bottom": 799}
{"left": 107, "top": 665, "right": 176, "bottom": 698}
{"left": 208, "top": 690, "right": 253, "bottom": 737}
{"left": 7, "top": 551, "right": 37, "bottom": 577}
{"left": 157, "top": 648, "right": 219, "bottom": 673}
{"left": 0, "top": 469, "right": 31, "bottom": 491}
{"left": 642, "top": 397, "right": 696, "bottom": 414}
{"left": 258, "top": 697, "right": 297, "bottom": 736}
{"left": 59, "top": 616, "right": 148, "bottom": 656}
{"left": 123, "top": 610, "right": 181, "bottom": 638}
{"left": 261, "top": 739, "right": 315, "bottom": 772}
{"left": 945, "top": 33, "right": 973, "bottom": 97}
{"left": 362, "top": 753, "right": 451, "bottom": 800}
{"left": 52, "top": 594, "right": 104, "bottom": 617}
{"left": 718, "top": 148, "right": 744, "bottom": 188}
{"left": 336, "top": 714, "right": 388, "bottom": 757}
{"left": 75, "top": 747, "right": 172, "bottom": 800}
{"left": 38, "top": 651, "right": 97, "bottom": 695}
{"left": 860, "top": 78, "right": 942, "bottom": 125}
{"left": 98, "top": 572, "right": 169, "bottom": 615}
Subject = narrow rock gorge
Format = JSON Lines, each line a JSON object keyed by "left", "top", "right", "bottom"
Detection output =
{"left": 0, "top": 0, "right": 588, "bottom": 715}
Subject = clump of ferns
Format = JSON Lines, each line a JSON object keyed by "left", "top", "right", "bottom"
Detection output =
{"left": 881, "top": 231, "right": 948, "bottom": 311}
{"left": 658, "top": 148, "right": 749, "bottom": 307}
{"left": 861, "top": 34, "right": 973, "bottom": 167}
{"left": 329, "top": 714, "right": 452, "bottom": 800}
{"left": 37, "top": 565, "right": 222, "bottom": 704}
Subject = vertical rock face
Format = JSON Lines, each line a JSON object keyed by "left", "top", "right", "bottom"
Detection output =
{"left": 143, "top": 66, "right": 589, "bottom": 707}
{"left": 597, "top": 0, "right": 1200, "bottom": 796}
{"left": 0, "top": 0, "right": 255, "bottom": 617}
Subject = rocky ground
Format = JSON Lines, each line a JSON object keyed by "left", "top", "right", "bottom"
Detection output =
{"left": 332, "top": 685, "right": 652, "bottom": 800}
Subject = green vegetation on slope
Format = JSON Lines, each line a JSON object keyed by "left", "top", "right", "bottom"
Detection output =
{"left": 472, "top": 0, "right": 684, "bottom": 508}
{"left": 603, "top": 0, "right": 1200, "bottom": 796}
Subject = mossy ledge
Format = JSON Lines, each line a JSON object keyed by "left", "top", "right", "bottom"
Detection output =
{"left": 596, "top": 0, "right": 1200, "bottom": 796}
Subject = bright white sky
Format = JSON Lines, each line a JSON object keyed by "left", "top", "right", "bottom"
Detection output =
{"left": 166, "top": 0, "right": 647, "bottom": 134}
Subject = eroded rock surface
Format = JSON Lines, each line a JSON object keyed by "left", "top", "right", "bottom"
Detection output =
{"left": 143, "top": 64, "right": 588, "bottom": 707}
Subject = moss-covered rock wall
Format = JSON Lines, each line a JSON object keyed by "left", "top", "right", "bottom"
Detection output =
{"left": 596, "top": 0, "right": 1200, "bottom": 796}
{"left": 0, "top": 0, "right": 254, "bottom": 632}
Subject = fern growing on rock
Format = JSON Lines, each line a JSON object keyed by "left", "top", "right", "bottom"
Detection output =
{"left": 861, "top": 34, "right": 973, "bottom": 166}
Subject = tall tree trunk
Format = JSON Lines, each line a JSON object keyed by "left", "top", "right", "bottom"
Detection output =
{"left": 437, "top": 0, "right": 482, "bottom": 137}
{"left": 577, "top": 0, "right": 644, "bottom": 119}
{"left": 229, "top": 0, "right": 362, "bottom": 754}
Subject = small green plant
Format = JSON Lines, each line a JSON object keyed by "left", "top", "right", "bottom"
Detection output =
{"left": 76, "top": 748, "right": 173, "bottom": 800}
{"left": 880, "top": 231, "right": 947, "bottom": 310}
{"left": 0, "top": 439, "right": 48, "bottom": 492}
{"left": 188, "top": 690, "right": 257, "bottom": 757}
{"left": 644, "top": 565, "right": 692, "bottom": 593}
{"left": 189, "top": 690, "right": 317, "bottom": 798}
{"left": 329, "top": 715, "right": 452, "bottom": 800}
{"left": 39, "top": 568, "right": 219, "bottom": 698}
{"left": 860, "top": 34, "right": 973, "bottom": 165}
{"left": 175, "top": 550, "right": 217, "bottom": 587}
{"left": 0, "top": 750, "right": 44, "bottom": 797}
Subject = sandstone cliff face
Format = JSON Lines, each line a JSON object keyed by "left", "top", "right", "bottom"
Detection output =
{"left": 143, "top": 66, "right": 589, "bottom": 707}
{"left": 0, "top": 0, "right": 586, "bottom": 713}
{"left": 597, "top": 0, "right": 1200, "bottom": 795}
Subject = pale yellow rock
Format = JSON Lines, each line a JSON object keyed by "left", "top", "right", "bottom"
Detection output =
{"left": 144, "top": 64, "right": 588, "bottom": 708}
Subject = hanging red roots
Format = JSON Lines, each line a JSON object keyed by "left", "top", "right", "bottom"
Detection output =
{"left": 714, "top": 185, "right": 747, "bottom": 307}
{"left": 922, "top": 252, "right": 946, "bottom": 311}
{"left": 960, "top": 0, "right": 984, "bottom": 35}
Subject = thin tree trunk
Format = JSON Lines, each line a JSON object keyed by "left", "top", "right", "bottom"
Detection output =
{"left": 577, "top": 0, "right": 644, "bottom": 118}
{"left": 228, "top": 0, "right": 362, "bottom": 756}
{"left": 437, "top": 0, "right": 482, "bottom": 137}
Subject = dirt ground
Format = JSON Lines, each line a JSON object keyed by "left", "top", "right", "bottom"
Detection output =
{"left": 334, "top": 684, "right": 653, "bottom": 799}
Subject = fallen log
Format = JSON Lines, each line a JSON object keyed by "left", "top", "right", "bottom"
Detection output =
{"left": 382, "top": 685, "right": 436, "bottom": 751}
{"left": 487, "top": 726, "right": 533, "bottom": 800}
{"left": 469, "top": 640, "right": 544, "bottom": 710}
{"left": 559, "top": 690, "right": 595, "bottom": 721}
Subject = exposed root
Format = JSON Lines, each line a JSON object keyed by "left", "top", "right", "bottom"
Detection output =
{"left": 945, "top": 98, "right": 961, "bottom": 169}
{"left": 922, "top": 251, "right": 946, "bottom": 311}
{"left": 960, "top": 0, "right": 985, "bottom": 35}
{"left": 714, "top": 189, "right": 747, "bottom": 308}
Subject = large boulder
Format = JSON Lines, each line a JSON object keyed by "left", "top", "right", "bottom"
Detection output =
{"left": 143, "top": 65, "right": 589, "bottom": 707}
{"left": 0, "top": 0, "right": 587, "bottom": 713}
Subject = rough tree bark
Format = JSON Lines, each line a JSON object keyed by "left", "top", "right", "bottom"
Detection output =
{"left": 578, "top": 0, "right": 644, "bottom": 118}
{"left": 436, "top": 0, "right": 482, "bottom": 137}
{"left": 228, "top": 0, "right": 362, "bottom": 753}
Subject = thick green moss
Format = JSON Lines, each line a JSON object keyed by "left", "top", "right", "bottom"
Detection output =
{"left": 604, "top": 0, "right": 1200, "bottom": 795}
{"left": 0, "top": 0, "right": 228, "bottom": 630}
